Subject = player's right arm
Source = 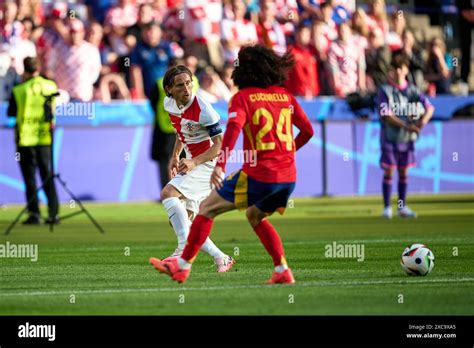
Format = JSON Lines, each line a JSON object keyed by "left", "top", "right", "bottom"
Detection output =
{"left": 169, "top": 134, "right": 184, "bottom": 178}
{"left": 213, "top": 93, "right": 247, "bottom": 189}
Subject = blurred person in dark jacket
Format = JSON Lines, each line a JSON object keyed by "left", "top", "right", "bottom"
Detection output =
{"left": 392, "top": 29, "right": 424, "bottom": 89}
{"left": 365, "top": 27, "right": 391, "bottom": 90}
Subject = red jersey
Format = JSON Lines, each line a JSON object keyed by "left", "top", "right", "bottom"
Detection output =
{"left": 285, "top": 44, "right": 320, "bottom": 97}
{"left": 218, "top": 86, "right": 313, "bottom": 183}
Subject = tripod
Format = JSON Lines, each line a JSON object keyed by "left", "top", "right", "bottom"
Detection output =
{"left": 4, "top": 102, "right": 105, "bottom": 235}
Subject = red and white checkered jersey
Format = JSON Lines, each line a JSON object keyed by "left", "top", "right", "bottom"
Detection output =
{"left": 367, "top": 15, "right": 389, "bottom": 37}
{"left": 164, "top": 94, "right": 222, "bottom": 159}
{"left": 105, "top": 4, "right": 138, "bottom": 28}
{"left": 38, "top": 29, "right": 58, "bottom": 69}
{"left": 328, "top": 39, "right": 365, "bottom": 96}
{"left": 183, "top": 0, "right": 222, "bottom": 42}
{"left": 51, "top": 41, "right": 101, "bottom": 101}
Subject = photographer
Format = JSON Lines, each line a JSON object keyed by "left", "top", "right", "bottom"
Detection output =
{"left": 7, "top": 57, "right": 59, "bottom": 225}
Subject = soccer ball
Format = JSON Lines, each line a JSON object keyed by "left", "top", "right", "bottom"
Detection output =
{"left": 400, "top": 244, "right": 435, "bottom": 276}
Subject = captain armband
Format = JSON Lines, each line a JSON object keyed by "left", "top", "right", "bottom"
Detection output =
{"left": 206, "top": 122, "right": 223, "bottom": 138}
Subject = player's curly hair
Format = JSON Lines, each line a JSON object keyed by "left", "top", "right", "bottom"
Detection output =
{"left": 231, "top": 45, "right": 295, "bottom": 89}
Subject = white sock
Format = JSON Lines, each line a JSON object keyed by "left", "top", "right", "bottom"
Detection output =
{"left": 162, "top": 197, "right": 190, "bottom": 250}
{"left": 163, "top": 198, "right": 225, "bottom": 259}
{"left": 275, "top": 264, "right": 288, "bottom": 273}
{"left": 178, "top": 257, "right": 192, "bottom": 270}
{"left": 200, "top": 238, "right": 226, "bottom": 259}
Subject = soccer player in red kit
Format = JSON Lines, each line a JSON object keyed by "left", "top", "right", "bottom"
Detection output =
{"left": 150, "top": 45, "right": 314, "bottom": 284}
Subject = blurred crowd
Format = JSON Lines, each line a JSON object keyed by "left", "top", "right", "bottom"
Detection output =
{"left": 0, "top": 0, "right": 460, "bottom": 103}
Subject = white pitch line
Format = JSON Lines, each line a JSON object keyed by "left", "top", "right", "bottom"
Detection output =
{"left": 0, "top": 277, "right": 473, "bottom": 298}
{"left": 26, "top": 237, "right": 473, "bottom": 253}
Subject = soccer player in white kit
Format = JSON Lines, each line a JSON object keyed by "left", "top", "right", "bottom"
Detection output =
{"left": 151, "top": 65, "right": 235, "bottom": 272}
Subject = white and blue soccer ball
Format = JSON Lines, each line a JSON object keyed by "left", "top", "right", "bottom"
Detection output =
{"left": 400, "top": 243, "right": 435, "bottom": 276}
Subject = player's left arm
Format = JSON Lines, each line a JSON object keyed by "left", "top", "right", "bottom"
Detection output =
{"left": 211, "top": 93, "right": 247, "bottom": 189}
{"left": 291, "top": 97, "right": 314, "bottom": 150}
{"left": 416, "top": 93, "right": 435, "bottom": 130}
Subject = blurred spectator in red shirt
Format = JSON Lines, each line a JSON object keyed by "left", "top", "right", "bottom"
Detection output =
{"left": 285, "top": 23, "right": 319, "bottom": 98}
{"left": 161, "top": 1, "right": 184, "bottom": 37}
{"left": 51, "top": 19, "right": 102, "bottom": 101}
{"left": 257, "top": 0, "right": 287, "bottom": 55}
{"left": 386, "top": 10, "right": 405, "bottom": 51}
{"left": 328, "top": 22, "right": 366, "bottom": 97}
{"left": 221, "top": 0, "right": 257, "bottom": 63}
{"left": 367, "top": 0, "right": 389, "bottom": 37}
{"left": 37, "top": 3, "right": 68, "bottom": 79}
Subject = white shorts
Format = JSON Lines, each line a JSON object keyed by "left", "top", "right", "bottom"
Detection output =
{"left": 169, "top": 160, "right": 215, "bottom": 214}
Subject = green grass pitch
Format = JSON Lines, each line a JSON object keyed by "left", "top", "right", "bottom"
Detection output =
{"left": 0, "top": 194, "right": 473, "bottom": 315}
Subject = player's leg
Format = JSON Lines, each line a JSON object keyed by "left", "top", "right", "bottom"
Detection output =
{"left": 151, "top": 169, "right": 242, "bottom": 282}
{"left": 397, "top": 167, "right": 416, "bottom": 218}
{"left": 382, "top": 167, "right": 394, "bottom": 219}
{"left": 160, "top": 183, "right": 188, "bottom": 257}
{"left": 151, "top": 190, "right": 236, "bottom": 282}
{"left": 380, "top": 143, "right": 396, "bottom": 219}
{"left": 181, "top": 190, "right": 236, "bottom": 263}
{"left": 247, "top": 206, "right": 291, "bottom": 275}
{"left": 247, "top": 183, "right": 296, "bottom": 284}
{"left": 247, "top": 207, "right": 284, "bottom": 270}
{"left": 185, "top": 200, "right": 235, "bottom": 272}
{"left": 398, "top": 168, "right": 407, "bottom": 209}
{"left": 396, "top": 144, "right": 417, "bottom": 218}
